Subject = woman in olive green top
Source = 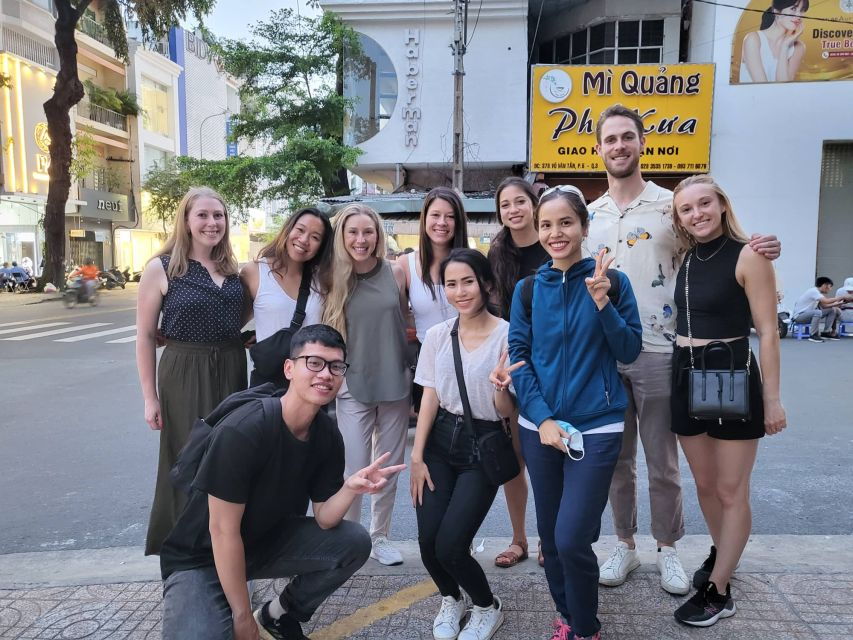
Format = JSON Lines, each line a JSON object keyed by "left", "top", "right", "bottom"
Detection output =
{"left": 323, "top": 204, "right": 411, "bottom": 566}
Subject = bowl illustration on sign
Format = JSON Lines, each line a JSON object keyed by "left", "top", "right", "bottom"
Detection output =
{"left": 539, "top": 69, "right": 572, "bottom": 104}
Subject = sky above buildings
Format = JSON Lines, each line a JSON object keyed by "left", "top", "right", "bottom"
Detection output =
{"left": 203, "top": 0, "right": 319, "bottom": 40}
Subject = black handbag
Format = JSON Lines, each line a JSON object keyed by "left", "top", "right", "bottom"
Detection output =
{"left": 249, "top": 267, "right": 312, "bottom": 386}
{"left": 450, "top": 318, "right": 520, "bottom": 486}
{"left": 684, "top": 253, "right": 751, "bottom": 423}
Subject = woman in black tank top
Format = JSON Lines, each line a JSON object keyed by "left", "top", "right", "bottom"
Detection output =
{"left": 669, "top": 175, "right": 786, "bottom": 628}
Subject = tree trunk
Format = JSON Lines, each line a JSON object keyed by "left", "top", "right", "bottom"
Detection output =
{"left": 325, "top": 43, "right": 351, "bottom": 198}
{"left": 41, "top": 0, "right": 88, "bottom": 288}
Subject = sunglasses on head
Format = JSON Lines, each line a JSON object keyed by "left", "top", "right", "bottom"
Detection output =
{"left": 541, "top": 184, "right": 585, "bottom": 200}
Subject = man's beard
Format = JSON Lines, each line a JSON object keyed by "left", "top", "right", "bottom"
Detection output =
{"left": 604, "top": 155, "right": 640, "bottom": 179}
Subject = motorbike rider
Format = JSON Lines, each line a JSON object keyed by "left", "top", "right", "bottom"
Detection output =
{"left": 70, "top": 258, "right": 100, "bottom": 298}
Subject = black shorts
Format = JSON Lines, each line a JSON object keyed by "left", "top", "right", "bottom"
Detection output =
{"left": 670, "top": 337, "right": 765, "bottom": 440}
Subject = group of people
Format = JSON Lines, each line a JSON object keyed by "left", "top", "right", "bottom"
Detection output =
{"left": 137, "top": 104, "right": 788, "bottom": 640}
{"left": 792, "top": 276, "right": 853, "bottom": 342}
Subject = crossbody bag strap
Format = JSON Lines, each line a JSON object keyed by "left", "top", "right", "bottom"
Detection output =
{"left": 450, "top": 317, "right": 478, "bottom": 438}
{"left": 289, "top": 267, "right": 313, "bottom": 332}
{"left": 685, "top": 251, "right": 751, "bottom": 371}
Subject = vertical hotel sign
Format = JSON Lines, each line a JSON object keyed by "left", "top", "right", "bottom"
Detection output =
{"left": 529, "top": 64, "right": 715, "bottom": 173}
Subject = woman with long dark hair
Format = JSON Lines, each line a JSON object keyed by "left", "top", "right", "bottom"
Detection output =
{"left": 740, "top": 0, "right": 809, "bottom": 82}
{"left": 400, "top": 187, "right": 469, "bottom": 412}
{"left": 241, "top": 207, "right": 333, "bottom": 386}
{"left": 411, "top": 248, "right": 518, "bottom": 640}
{"left": 136, "top": 187, "right": 247, "bottom": 555}
{"left": 487, "top": 177, "right": 545, "bottom": 569}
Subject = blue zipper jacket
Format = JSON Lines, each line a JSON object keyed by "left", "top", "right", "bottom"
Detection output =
{"left": 508, "top": 257, "right": 642, "bottom": 432}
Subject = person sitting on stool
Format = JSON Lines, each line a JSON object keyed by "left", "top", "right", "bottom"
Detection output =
{"left": 792, "top": 277, "right": 846, "bottom": 342}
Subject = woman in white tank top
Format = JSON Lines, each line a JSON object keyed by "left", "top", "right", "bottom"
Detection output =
{"left": 739, "top": 0, "right": 807, "bottom": 83}
{"left": 240, "top": 208, "right": 332, "bottom": 383}
{"left": 399, "top": 187, "right": 470, "bottom": 342}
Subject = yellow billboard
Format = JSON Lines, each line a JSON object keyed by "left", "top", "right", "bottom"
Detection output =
{"left": 731, "top": 1, "right": 853, "bottom": 84}
{"left": 529, "top": 64, "right": 715, "bottom": 174}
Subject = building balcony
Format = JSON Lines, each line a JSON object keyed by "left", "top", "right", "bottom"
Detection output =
{"left": 77, "top": 99, "right": 128, "bottom": 132}
{"left": 76, "top": 15, "right": 111, "bottom": 47}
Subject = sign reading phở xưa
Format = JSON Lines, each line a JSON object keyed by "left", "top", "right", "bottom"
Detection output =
{"left": 529, "top": 64, "right": 715, "bottom": 173}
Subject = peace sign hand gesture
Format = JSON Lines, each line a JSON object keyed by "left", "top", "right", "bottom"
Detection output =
{"left": 345, "top": 452, "right": 407, "bottom": 495}
{"left": 585, "top": 248, "right": 616, "bottom": 311}
{"left": 489, "top": 349, "right": 526, "bottom": 392}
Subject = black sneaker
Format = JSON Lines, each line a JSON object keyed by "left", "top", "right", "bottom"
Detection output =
{"left": 808, "top": 334, "right": 825, "bottom": 343}
{"left": 692, "top": 545, "right": 716, "bottom": 589}
{"left": 674, "top": 581, "right": 736, "bottom": 627}
{"left": 254, "top": 602, "right": 310, "bottom": 640}
{"left": 821, "top": 332, "right": 841, "bottom": 341}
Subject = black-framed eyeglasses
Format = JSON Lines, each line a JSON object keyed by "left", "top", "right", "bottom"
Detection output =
{"left": 292, "top": 355, "right": 349, "bottom": 376}
{"left": 541, "top": 184, "right": 585, "bottom": 200}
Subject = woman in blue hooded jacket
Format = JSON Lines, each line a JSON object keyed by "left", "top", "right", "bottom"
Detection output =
{"left": 508, "top": 185, "right": 642, "bottom": 640}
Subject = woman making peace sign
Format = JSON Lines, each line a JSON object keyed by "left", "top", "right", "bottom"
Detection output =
{"left": 508, "top": 186, "right": 642, "bottom": 640}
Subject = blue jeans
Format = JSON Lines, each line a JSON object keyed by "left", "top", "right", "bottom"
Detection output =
{"left": 520, "top": 427, "right": 622, "bottom": 637}
{"left": 161, "top": 518, "right": 371, "bottom": 639}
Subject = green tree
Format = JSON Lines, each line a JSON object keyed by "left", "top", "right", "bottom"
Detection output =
{"left": 142, "top": 155, "right": 261, "bottom": 233}
{"left": 204, "top": 7, "right": 362, "bottom": 207}
{"left": 42, "top": 0, "right": 215, "bottom": 289}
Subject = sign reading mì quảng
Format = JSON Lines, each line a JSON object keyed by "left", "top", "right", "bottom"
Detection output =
{"left": 529, "top": 64, "right": 715, "bottom": 174}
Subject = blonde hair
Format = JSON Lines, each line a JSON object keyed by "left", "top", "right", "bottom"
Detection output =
{"left": 154, "top": 187, "right": 238, "bottom": 279}
{"left": 672, "top": 175, "right": 749, "bottom": 245}
{"left": 322, "top": 204, "right": 387, "bottom": 339}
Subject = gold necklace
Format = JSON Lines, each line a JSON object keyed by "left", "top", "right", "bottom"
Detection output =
{"left": 694, "top": 236, "right": 728, "bottom": 262}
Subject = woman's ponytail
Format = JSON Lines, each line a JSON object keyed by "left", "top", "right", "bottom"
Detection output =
{"left": 760, "top": 6, "right": 776, "bottom": 30}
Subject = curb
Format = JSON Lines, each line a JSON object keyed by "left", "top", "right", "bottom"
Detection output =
{"left": 2, "top": 535, "right": 851, "bottom": 589}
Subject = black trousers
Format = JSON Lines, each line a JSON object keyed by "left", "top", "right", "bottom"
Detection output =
{"left": 415, "top": 411, "right": 499, "bottom": 607}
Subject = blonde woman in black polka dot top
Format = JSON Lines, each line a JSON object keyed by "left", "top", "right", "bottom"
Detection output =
{"left": 136, "top": 187, "right": 247, "bottom": 556}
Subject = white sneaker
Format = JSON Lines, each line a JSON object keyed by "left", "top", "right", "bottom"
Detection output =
{"left": 657, "top": 546, "right": 690, "bottom": 595}
{"left": 433, "top": 594, "right": 467, "bottom": 640}
{"left": 370, "top": 536, "right": 403, "bottom": 566}
{"left": 458, "top": 595, "right": 504, "bottom": 640}
{"left": 598, "top": 541, "right": 641, "bottom": 586}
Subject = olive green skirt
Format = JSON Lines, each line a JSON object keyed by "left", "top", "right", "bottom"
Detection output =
{"left": 145, "top": 339, "right": 247, "bottom": 556}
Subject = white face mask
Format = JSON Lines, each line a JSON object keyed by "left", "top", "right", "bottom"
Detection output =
{"left": 557, "top": 420, "right": 584, "bottom": 461}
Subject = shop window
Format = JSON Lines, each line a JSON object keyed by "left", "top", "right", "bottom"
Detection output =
{"left": 542, "top": 19, "right": 664, "bottom": 66}
{"left": 344, "top": 33, "right": 397, "bottom": 145}
{"left": 142, "top": 77, "right": 170, "bottom": 137}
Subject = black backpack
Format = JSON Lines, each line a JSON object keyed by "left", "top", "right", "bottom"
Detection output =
{"left": 519, "top": 268, "right": 622, "bottom": 320}
{"left": 169, "top": 383, "right": 284, "bottom": 495}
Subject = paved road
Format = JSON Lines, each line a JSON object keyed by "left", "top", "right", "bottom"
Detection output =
{"left": 1, "top": 287, "right": 852, "bottom": 554}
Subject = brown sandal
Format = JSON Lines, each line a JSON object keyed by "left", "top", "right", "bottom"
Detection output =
{"left": 495, "top": 540, "right": 529, "bottom": 568}
{"left": 538, "top": 540, "right": 545, "bottom": 567}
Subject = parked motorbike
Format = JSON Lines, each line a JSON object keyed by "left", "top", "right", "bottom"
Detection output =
{"left": 98, "top": 270, "right": 122, "bottom": 290}
{"left": 63, "top": 276, "right": 99, "bottom": 308}
{"left": 107, "top": 267, "right": 127, "bottom": 289}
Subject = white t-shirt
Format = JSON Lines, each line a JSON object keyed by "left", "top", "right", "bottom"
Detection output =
{"left": 414, "top": 318, "right": 509, "bottom": 422}
{"left": 253, "top": 259, "right": 324, "bottom": 342}
{"left": 793, "top": 287, "right": 824, "bottom": 317}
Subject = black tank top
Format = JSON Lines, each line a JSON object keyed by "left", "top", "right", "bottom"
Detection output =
{"left": 674, "top": 235, "right": 751, "bottom": 339}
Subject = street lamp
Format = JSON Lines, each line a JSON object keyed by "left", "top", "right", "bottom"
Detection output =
{"left": 198, "top": 109, "right": 229, "bottom": 160}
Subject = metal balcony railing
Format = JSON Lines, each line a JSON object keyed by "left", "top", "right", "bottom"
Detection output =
{"left": 76, "top": 15, "right": 112, "bottom": 47}
{"left": 78, "top": 99, "right": 128, "bottom": 132}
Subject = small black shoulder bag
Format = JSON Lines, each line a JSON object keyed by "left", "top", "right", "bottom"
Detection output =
{"left": 450, "top": 317, "right": 520, "bottom": 486}
{"left": 685, "top": 252, "right": 751, "bottom": 423}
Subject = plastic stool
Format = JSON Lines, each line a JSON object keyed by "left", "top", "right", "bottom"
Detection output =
{"left": 840, "top": 322, "right": 853, "bottom": 337}
{"left": 790, "top": 321, "right": 811, "bottom": 340}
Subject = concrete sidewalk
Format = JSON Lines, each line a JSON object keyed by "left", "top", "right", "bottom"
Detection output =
{"left": 1, "top": 535, "right": 851, "bottom": 639}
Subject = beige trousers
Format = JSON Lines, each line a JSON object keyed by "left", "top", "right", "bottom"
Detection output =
{"left": 335, "top": 382, "right": 410, "bottom": 541}
{"left": 608, "top": 351, "right": 685, "bottom": 543}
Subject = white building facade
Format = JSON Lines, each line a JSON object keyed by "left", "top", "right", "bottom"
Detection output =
{"left": 326, "top": 0, "right": 852, "bottom": 301}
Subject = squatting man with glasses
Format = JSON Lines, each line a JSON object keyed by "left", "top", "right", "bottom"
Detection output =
{"left": 159, "top": 324, "right": 406, "bottom": 640}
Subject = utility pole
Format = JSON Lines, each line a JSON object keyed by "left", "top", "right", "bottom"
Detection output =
{"left": 451, "top": 0, "right": 467, "bottom": 193}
